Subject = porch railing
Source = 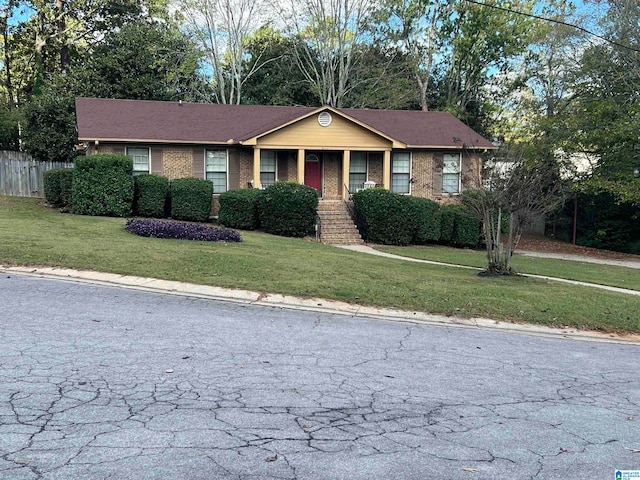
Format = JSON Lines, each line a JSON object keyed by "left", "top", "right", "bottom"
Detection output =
{"left": 347, "top": 181, "right": 381, "bottom": 197}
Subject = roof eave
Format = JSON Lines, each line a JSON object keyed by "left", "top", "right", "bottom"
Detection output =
{"left": 405, "top": 144, "right": 497, "bottom": 150}
{"left": 77, "top": 137, "right": 240, "bottom": 146}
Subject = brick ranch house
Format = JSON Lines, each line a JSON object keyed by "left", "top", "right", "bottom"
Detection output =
{"left": 75, "top": 97, "right": 495, "bottom": 243}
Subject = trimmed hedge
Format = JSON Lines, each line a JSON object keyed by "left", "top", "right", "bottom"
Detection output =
{"left": 134, "top": 174, "right": 169, "bottom": 218}
{"left": 258, "top": 182, "right": 318, "bottom": 237}
{"left": 439, "top": 204, "right": 457, "bottom": 244}
{"left": 452, "top": 205, "right": 481, "bottom": 247}
{"left": 352, "top": 188, "right": 417, "bottom": 245}
{"left": 218, "top": 188, "right": 262, "bottom": 230}
{"left": 72, "top": 155, "right": 134, "bottom": 217}
{"left": 125, "top": 218, "right": 241, "bottom": 242}
{"left": 410, "top": 197, "right": 441, "bottom": 244}
{"left": 170, "top": 177, "right": 213, "bottom": 222}
{"left": 59, "top": 168, "right": 73, "bottom": 210}
{"left": 43, "top": 168, "right": 73, "bottom": 208}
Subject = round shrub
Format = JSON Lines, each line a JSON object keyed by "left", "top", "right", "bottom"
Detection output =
{"left": 257, "top": 182, "right": 318, "bottom": 237}
{"left": 125, "top": 218, "right": 241, "bottom": 242}
{"left": 170, "top": 177, "right": 213, "bottom": 222}
{"left": 72, "top": 154, "right": 134, "bottom": 217}
{"left": 410, "top": 197, "right": 441, "bottom": 244}
{"left": 218, "top": 188, "right": 262, "bottom": 230}
{"left": 352, "top": 188, "right": 417, "bottom": 245}
{"left": 134, "top": 174, "right": 169, "bottom": 218}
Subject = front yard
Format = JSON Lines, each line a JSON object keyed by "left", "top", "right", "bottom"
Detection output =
{"left": 1, "top": 195, "right": 639, "bottom": 333}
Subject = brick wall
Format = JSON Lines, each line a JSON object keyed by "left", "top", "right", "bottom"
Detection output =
{"left": 368, "top": 153, "right": 383, "bottom": 185}
{"left": 323, "top": 152, "right": 342, "bottom": 199}
{"left": 286, "top": 152, "right": 298, "bottom": 182}
{"left": 239, "top": 149, "right": 253, "bottom": 188}
{"left": 410, "top": 151, "right": 434, "bottom": 199}
{"left": 162, "top": 147, "right": 193, "bottom": 180}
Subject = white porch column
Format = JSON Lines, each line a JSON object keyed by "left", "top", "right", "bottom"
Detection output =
{"left": 383, "top": 150, "right": 391, "bottom": 190}
{"left": 253, "top": 148, "right": 261, "bottom": 189}
{"left": 297, "top": 149, "right": 305, "bottom": 184}
{"left": 342, "top": 150, "right": 351, "bottom": 200}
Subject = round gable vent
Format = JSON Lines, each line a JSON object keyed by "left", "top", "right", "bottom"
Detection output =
{"left": 318, "top": 111, "right": 332, "bottom": 127}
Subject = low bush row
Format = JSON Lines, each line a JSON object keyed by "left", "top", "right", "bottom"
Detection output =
{"left": 125, "top": 218, "right": 242, "bottom": 242}
{"left": 352, "top": 188, "right": 481, "bottom": 247}
{"left": 44, "top": 155, "right": 215, "bottom": 222}
{"left": 218, "top": 182, "right": 318, "bottom": 238}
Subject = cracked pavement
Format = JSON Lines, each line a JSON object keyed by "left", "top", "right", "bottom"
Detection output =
{"left": 1, "top": 275, "right": 639, "bottom": 479}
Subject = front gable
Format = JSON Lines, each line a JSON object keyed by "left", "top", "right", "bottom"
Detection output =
{"left": 243, "top": 108, "right": 402, "bottom": 150}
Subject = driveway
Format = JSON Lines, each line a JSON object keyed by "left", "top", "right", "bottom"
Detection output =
{"left": 1, "top": 274, "right": 639, "bottom": 479}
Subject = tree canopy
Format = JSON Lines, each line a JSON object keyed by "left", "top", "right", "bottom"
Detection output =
{"left": 0, "top": 0, "right": 637, "bottom": 220}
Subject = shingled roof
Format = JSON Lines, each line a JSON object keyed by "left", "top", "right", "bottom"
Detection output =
{"left": 75, "top": 97, "right": 495, "bottom": 150}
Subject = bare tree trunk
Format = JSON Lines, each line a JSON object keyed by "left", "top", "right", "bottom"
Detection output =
{"left": 0, "top": 14, "right": 15, "bottom": 110}
{"left": 279, "top": 0, "right": 372, "bottom": 108}
{"left": 182, "top": 0, "right": 263, "bottom": 104}
{"left": 57, "top": 0, "right": 70, "bottom": 73}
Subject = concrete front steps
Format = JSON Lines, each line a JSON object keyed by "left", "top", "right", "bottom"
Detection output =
{"left": 317, "top": 200, "right": 364, "bottom": 245}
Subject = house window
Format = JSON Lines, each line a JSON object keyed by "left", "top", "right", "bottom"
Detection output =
{"left": 349, "top": 152, "right": 367, "bottom": 193}
{"left": 126, "top": 147, "right": 150, "bottom": 175}
{"left": 442, "top": 153, "right": 461, "bottom": 194}
{"left": 205, "top": 149, "right": 228, "bottom": 194}
{"left": 391, "top": 152, "right": 411, "bottom": 194}
{"left": 260, "top": 151, "right": 277, "bottom": 188}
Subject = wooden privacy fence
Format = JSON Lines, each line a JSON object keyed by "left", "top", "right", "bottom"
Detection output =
{"left": 0, "top": 151, "right": 73, "bottom": 198}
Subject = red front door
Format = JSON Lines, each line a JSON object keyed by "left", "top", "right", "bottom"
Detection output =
{"left": 304, "top": 155, "right": 322, "bottom": 193}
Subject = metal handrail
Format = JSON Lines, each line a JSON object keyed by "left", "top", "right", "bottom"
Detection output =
{"left": 315, "top": 211, "right": 322, "bottom": 242}
{"left": 344, "top": 183, "right": 352, "bottom": 200}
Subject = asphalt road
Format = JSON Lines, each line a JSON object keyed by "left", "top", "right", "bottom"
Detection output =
{"left": 1, "top": 274, "right": 639, "bottom": 480}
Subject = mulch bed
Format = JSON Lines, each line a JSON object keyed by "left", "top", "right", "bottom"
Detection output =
{"left": 517, "top": 235, "right": 640, "bottom": 261}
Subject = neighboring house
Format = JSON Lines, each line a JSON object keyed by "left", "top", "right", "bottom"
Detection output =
{"left": 75, "top": 98, "right": 495, "bottom": 206}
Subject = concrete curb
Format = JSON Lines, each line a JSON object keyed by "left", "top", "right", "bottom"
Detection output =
{"left": 3, "top": 265, "right": 639, "bottom": 346}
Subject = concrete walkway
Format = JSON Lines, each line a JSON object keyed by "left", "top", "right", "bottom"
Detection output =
{"left": 1, "top": 264, "right": 639, "bottom": 345}
{"left": 515, "top": 250, "right": 640, "bottom": 269}
{"left": 337, "top": 245, "right": 640, "bottom": 297}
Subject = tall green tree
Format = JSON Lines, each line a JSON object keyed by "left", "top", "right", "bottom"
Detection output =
{"left": 436, "top": 0, "right": 536, "bottom": 135}
{"left": 372, "top": 0, "right": 452, "bottom": 111}
{"left": 72, "top": 22, "right": 208, "bottom": 101}
{"left": 566, "top": 0, "right": 640, "bottom": 204}
{"left": 344, "top": 44, "right": 418, "bottom": 109}
{"left": 241, "top": 26, "right": 316, "bottom": 106}
{"left": 22, "top": 20, "right": 208, "bottom": 162}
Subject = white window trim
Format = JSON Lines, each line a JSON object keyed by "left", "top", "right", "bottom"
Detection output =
{"left": 204, "top": 149, "right": 229, "bottom": 194}
{"left": 260, "top": 151, "right": 278, "bottom": 188}
{"left": 126, "top": 146, "right": 151, "bottom": 174}
{"left": 391, "top": 151, "right": 412, "bottom": 195}
{"left": 442, "top": 152, "right": 462, "bottom": 195}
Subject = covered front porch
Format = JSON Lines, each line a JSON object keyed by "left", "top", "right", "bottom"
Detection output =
{"left": 241, "top": 107, "right": 403, "bottom": 199}
{"left": 250, "top": 148, "right": 392, "bottom": 200}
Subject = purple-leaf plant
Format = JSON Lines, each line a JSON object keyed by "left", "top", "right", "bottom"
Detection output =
{"left": 125, "top": 218, "right": 242, "bottom": 242}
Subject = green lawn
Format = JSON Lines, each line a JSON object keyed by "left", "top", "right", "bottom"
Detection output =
{"left": 1, "top": 195, "right": 639, "bottom": 333}
{"left": 374, "top": 245, "right": 640, "bottom": 292}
